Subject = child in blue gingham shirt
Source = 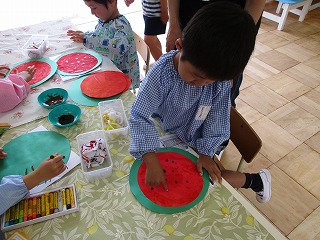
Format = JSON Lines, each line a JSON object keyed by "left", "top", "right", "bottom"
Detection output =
{"left": 129, "top": 2, "right": 272, "bottom": 203}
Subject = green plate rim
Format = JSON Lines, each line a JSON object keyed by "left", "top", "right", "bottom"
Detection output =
{"left": 54, "top": 49, "right": 102, "bottom": 76}
{"left": 9, "top": 58, "right": 58, "bottom": 88}
{"left": 129, "top": 147, "right": 209, "bottom": 214}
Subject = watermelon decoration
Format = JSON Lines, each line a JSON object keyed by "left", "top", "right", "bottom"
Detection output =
{"left": 129, "top": 147, "right": 209, "bottom": 214}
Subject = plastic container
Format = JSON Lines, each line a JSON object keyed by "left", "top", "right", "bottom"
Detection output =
{"left": 21, "top": 35, "right": 48, "bottom": 58}
{"left": 98, "top": 99, "right": 129, "bottom": 140}
{"left": 76, "top": 130, "right": 113, "bottom": 182}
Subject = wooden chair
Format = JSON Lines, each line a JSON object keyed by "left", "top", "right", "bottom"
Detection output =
{"left": 228, "top": 106, "right": 262, "bottom": 171}
{"left": 262, "top": 0, "right": 313, "bottom": 30}
{"left": 133, "top": 32, "right": 150, "bottom": 74}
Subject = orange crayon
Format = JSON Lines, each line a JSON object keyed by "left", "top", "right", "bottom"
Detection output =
{"left": 32, "top": 197, "right": 37, "bottom": 219}
{"left": 28, "top": 198, "right": 33, "bottom": 220}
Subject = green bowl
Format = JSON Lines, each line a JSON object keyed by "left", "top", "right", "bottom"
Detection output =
{"left": 38, "top": 88, "right": 68, "bottom": 109}
{"left": 48, "top": 104, "right": 81, "bottom": 127}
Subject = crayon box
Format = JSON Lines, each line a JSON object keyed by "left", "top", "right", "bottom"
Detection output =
{"left": 1, "top": 184, "right": 78, "bottom": 232}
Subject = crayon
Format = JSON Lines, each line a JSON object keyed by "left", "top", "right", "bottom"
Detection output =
{"left": 69, "top": 187, "right": 75, "bottom": 208}
{"left": 28, "top": 198, "right": 33, "bottom": 220}
{"left": 14, "top": 203, "right": 19, "bottom": 224}
{"left": 19, "top": 200, "right": 24, "bottom": 223}
{"left": 9, "top": 205, "right": 15, "bottom": 225}
{"left": 65, "top": 188, "right": 71, "bottom": 210}
{"left": 45, "top": 193, "right": 50, "bottom": 216}
{"left": 37, "top": 196, "right": 41, "bottom": 218}
{"left": 23, "top": 198, "right": 28, "bottom": 222}
{"left": 4, "top": 207, "right": 10, "bottom": 227}
{"left": 61, "top": 189, "right": 66, "bottom": 211}
{"left": 41, "top": 194, "right": 46, "bottom": 217}
{"left": 49, "top": 192, "right": 54, "bottom": 214}
{"left": 53, "top": 191, "right": 59, "bottom": 213}
{"left": 32, "top": 197, "right": 37, "bottom": 219}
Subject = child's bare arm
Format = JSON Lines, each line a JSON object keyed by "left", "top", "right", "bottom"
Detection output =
{"left": 19, "top": 65, "right": 36, "bottom": 82}
{"left": 0, "top": 148, "right": 7, "bottom": 160}
{"left": 160, "top": 0, "right": 169, "bottom": 24}
{"left": 143, "top": 152, "right": 168, "bottom": 191}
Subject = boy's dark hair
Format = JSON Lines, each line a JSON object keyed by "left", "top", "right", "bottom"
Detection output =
{"left": 181, "top": 2, "right": 256, "bottom": 81}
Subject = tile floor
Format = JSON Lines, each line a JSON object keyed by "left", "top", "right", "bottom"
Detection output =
{"left": 1, "top": 1, "right": 320, "bottom": 239}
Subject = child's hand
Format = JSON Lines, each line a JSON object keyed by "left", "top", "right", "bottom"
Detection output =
{"left": 0, "top": 65, "right": 10, "bottom": 79}
{"left": 19, "top": 65, "right": 36, "bottom": 82}
{"left": 143, "top": 152, "right": 168, "bottom": 191}
{"left": 197, "top": 154, "right": 222, "bottom": 184}
{"left": 0, "top": 148, "right": 7, "bottom": 160}
{"left": 67, "top": 30, "right": 84, "bottom": 43}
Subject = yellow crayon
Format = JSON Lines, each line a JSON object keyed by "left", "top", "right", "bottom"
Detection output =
{"left": 41, "top": 194, "right": 46, "bottom": 217}
{"left": 28, "top": 198, "right": 33, "bottom": 220}
{"left": 19, "top": 200, "right": 24, "bottom": 223}
{"left": 23, "top": 198, "right": 28, "bottom": 222}
{"left": 61, "top": 189, "right": 66, "bottom": 211}
{"left": 45, "top": 193, "right": 50, "bottom": 216}
{"left": 53, "top": 191, "right": 59, "bottom": 213}
{"left": 37, "top": 196, "right": 41, "bottom": 218}
{"left": 9, "top": 205, "right": 15, "bottom": 225}
{"left": 32, "top": 197, "right": 37, "bottom": 219}
{"left": 49, "top": 192, "right": 54, "bottom": 214}
{"left": 69, "top": 187, "right": 75, "bottom": 209}
{"left": 65, "top": 188, "right": 71, "bottom": 210}
{"left": 14, "top": 203, "right": 19, "bottom": 224}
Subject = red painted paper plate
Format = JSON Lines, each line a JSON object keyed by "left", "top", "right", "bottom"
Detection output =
{"left": 55, "top": 49, "right": 102, "bottom": 76}
{"left": 129, "top": 147, "right": 209, "bottom": 214}
{"left": 9, "top": 58, "right": 57, "bottom": 88}
{"left": 80, "top": 71, "right": 131, "bottom": 98}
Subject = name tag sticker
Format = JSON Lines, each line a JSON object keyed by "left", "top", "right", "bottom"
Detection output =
{"left": 195, "top": 105, "right": 211, "bottom": 120}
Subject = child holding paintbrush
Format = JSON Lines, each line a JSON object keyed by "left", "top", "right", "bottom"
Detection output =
{"left": 0, "top": 149, "right": 67, "bottom": 215}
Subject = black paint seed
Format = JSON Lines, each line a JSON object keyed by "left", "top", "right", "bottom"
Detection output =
{"left": 58, "top": 114, "right": 74, "bottom": 125}
{"left": 186, "top": 180, "right": 189, "bottom": 183}
{"left": 175, "top": 180, "right": 178, "bottom": 184}
{"left": 172, "top": 170, "right": 174, "bottom": 172}
{"left": 151, "top": 187, "right": 154, "bottom": 190}
{"left": 166, "top": 159, "right": 169, "bottom": 162}
{"left": 163, "top": 169, "right": 166, "bottom": 173}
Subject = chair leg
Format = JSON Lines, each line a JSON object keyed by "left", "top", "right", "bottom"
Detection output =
{"left": 237, "top": 158, "right": 245, "bottom": 172}
{"left": 299, "top": 0, "right": 312, "bottom": 21}
{"left": 276, "top": 2, "right": 283, "bottom": 14}
{"left": 278, "top": 3, "right": 290, "bottom": 30}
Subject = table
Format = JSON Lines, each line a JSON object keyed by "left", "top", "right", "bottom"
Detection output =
{"left": 0, "top": 18, "right": 286, "bottom": 240}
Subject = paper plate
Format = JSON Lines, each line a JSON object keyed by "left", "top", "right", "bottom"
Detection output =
{"left": 129, "top": 147, "right": 209, "bottom": 214}
{"left": 9, "top": 58, "right": 57, "bottom": 88}
{"left": 68, "top": 76, "right": 121, "bottom": 107}
{"left": 55, "top": 49, "right": 102, "bottom": 76}
{"left": 80, "top": 71, "right": 130, "bottom": 98}
{"left": 0, "top": 131, "right": 70, "bottom": 180}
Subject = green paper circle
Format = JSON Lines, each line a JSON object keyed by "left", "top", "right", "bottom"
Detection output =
{"left": 0, "top": 131, "right": 70, "bottom": 180}
{"left": 9, "top": 58, "right": 58, "bottom": 88}
{"left": 68, "top": 76, "right": 121, "bottom": 106}
{"left": 55, "top": 49, "right": 102, "bottom": 76}
{"left": 129, "top": 147, "right": 209, "bottom": 214}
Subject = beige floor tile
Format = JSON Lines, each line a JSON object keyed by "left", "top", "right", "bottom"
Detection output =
{"left": 306, "top": 131, "right": 320, "bottom": 153}
{"left": 245, "top": 57, "right": 280, "bottom": 82}
{"left": 240, "top": 73, "right": 257, "bottom": 90}
{"left": 240, "top": 165, "right": 320, "bottom": 236}
{"left": 239, "top": 83, "right": 289, "bottom": 115}
{"left": 253, "top": 41, "right": 273, "bottom": 56}
{"left": 234, "top": 99, "right": 264, "bottom": 124}
{"left": 276, "top": 42, "right": 317, "bottom": 62}
{"left": 293, "top": 89, "right": 320, "bottom": 119}
{"left": 288, "top": 206, "right": 320, "bottom": 240}
{"left": 251, "top": 117, "right": 301, "bottom": 162}
{"left": 316, "top": 86, "right": 320, "bottom": 93}
{"left": 256, "top": 31, "right": 290, "bottom": 49}
{"left": 262, "top": 72, "right": 311, "bottom": 101}
{"left": 294, "top": 36, "right": 320, "bottom": 54}
{"left": 284, "top": 63, "right": 320, "bottom": 89}
{"left": 304, "top": 55, "right": 320, "bottom": 72}
{"left": 277, "top": 144, "right": 320, "bottom": 200}
{"left": 268, "top": 102, "right": 320, "bottom": 142}
{"left": 256, "top": 50, "right": 300, "bottom": 71}
{"left": 285, "top": 21, "right": 320, "bottom": 37}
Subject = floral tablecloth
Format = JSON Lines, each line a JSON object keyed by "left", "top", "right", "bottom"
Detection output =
{"left": 0, "top": 18, "right": 286, "bottom": 240}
